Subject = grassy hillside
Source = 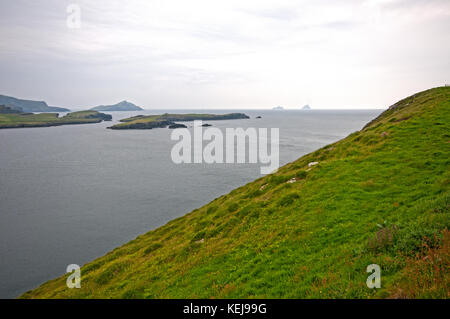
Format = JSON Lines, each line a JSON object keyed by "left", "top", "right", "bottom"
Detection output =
{"left": 22, "top": 87, "right": 449, "bottom": 299}
{"left": 0, "top": 110, "right": 111, "bottom": 129}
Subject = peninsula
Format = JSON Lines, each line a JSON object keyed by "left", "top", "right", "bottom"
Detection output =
{"left": 0, "top": 110, "right": 112, "bottom": 129}
{"left": 0, "top": 94, "right": 70, "bottom": 112}
{"left": 108, "top": 113, "right": 249, "bottom": 130}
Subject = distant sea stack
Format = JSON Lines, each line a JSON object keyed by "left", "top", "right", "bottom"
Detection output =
{"left": 90, "top": 100, "right": 143, "bottom": 111}
{"left": 302, "top": 105, "right": 311, "bottom": 110}
{"left": 0, "top": 95, "right": 70, "bottom": 112}
{"left": 272, "top": 106, "right": 284, "bottom": 110}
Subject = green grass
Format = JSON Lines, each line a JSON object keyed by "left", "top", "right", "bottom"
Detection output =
{"left": 21, "top": 87, "right": 449, "bottom": 298}
{"left": 0, "top": 110, "right": 111, "bottom": 128}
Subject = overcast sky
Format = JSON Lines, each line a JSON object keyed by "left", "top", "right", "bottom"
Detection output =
{"left": 0, "top": 0, "right": 449, "bottom": 109}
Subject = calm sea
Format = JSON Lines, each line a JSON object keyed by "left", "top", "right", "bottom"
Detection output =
{"left": 0, "top": 109, "right": 381, "bottom": 298}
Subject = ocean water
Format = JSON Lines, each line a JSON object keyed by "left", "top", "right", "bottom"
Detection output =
{"left": 0, "top": 109, "right": 381, "bottom": 298}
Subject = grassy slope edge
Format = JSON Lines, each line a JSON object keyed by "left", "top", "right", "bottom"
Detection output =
{"left": 22, "top": 87, "right": 449, "bottom": 299}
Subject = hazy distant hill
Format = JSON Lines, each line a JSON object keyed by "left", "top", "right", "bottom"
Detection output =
{"left": 90, "top": 100, "right": 143, "bottom": 111}
{"left": 0, "top": 105, "right": 23, "bottom": 114}
{"left": 0, "top": 95, "right": 70, "bottom": 112}
{"left": 302, "top": 105, "right": 311, "bottom": 110}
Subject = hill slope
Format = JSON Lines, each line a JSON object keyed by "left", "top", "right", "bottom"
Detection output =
{"left": 22, "top": 87, "right": 449, "bottom": 299}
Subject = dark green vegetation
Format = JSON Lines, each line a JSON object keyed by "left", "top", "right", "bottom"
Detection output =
{"left": 22, "top": 88, "right": 449, "bottom": 298}
{"left": 0, "top": 110, "right": 112, "bottom": 129}
{"left": 108, "top": 113, "right": 249, "bottom": 130}
{"left": 0, "top": 94, "right": 70, "bottom": 112}
{"left": 90, "top": 100, "right": 143, "bottom": 111}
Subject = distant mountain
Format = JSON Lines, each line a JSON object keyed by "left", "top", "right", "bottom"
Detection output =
{"left": 0, "top": 95, "right": 70, "bottom": 112}
{"left": 90, "top": 100, "right": 143, "bottom": 111}
{"left": 302, "top": 105, "right": 311, "bottom": 110}
{"left": 272, "top": 106, "right": 284, "bottom": 110}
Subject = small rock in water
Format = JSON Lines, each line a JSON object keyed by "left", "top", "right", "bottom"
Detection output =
{"left": 168, "top": 123, "right": 187, "bottom": 129}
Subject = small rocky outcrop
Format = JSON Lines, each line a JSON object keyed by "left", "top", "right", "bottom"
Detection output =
{"left": 308, "top": 162, "right": 319, "bottom": 167}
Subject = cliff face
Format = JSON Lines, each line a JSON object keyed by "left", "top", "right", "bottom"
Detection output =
{"left": 0, "top": 95, "right": 70, "bottom": 112}
{"left": 22, "top": 87, "right": 450, "bottom": 299}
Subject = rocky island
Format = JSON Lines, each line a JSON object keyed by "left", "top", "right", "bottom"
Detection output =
{"left": 0, "top": 110, "right": 112, "bottom": 129}
{"left": 108, "top": 113, "right": 249, "bottom": 130}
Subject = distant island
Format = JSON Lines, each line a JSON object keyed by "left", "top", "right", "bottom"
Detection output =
{"left": 0, "top": 109, "right": 112, "bottom": 129}
{"left": 90, "top": 100, "right": 143, "bottom": 111}
{"left": 109, "top": 113, "right": 249, "bottom": 130}
{"left": 302, "top": 105, "right": 311, "bottom": 110}
{"left": 272, "top": 106, "right": 284, "bottom": 110}
{"left": 0, "top": 94, "right": 70, "bottom": 112}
